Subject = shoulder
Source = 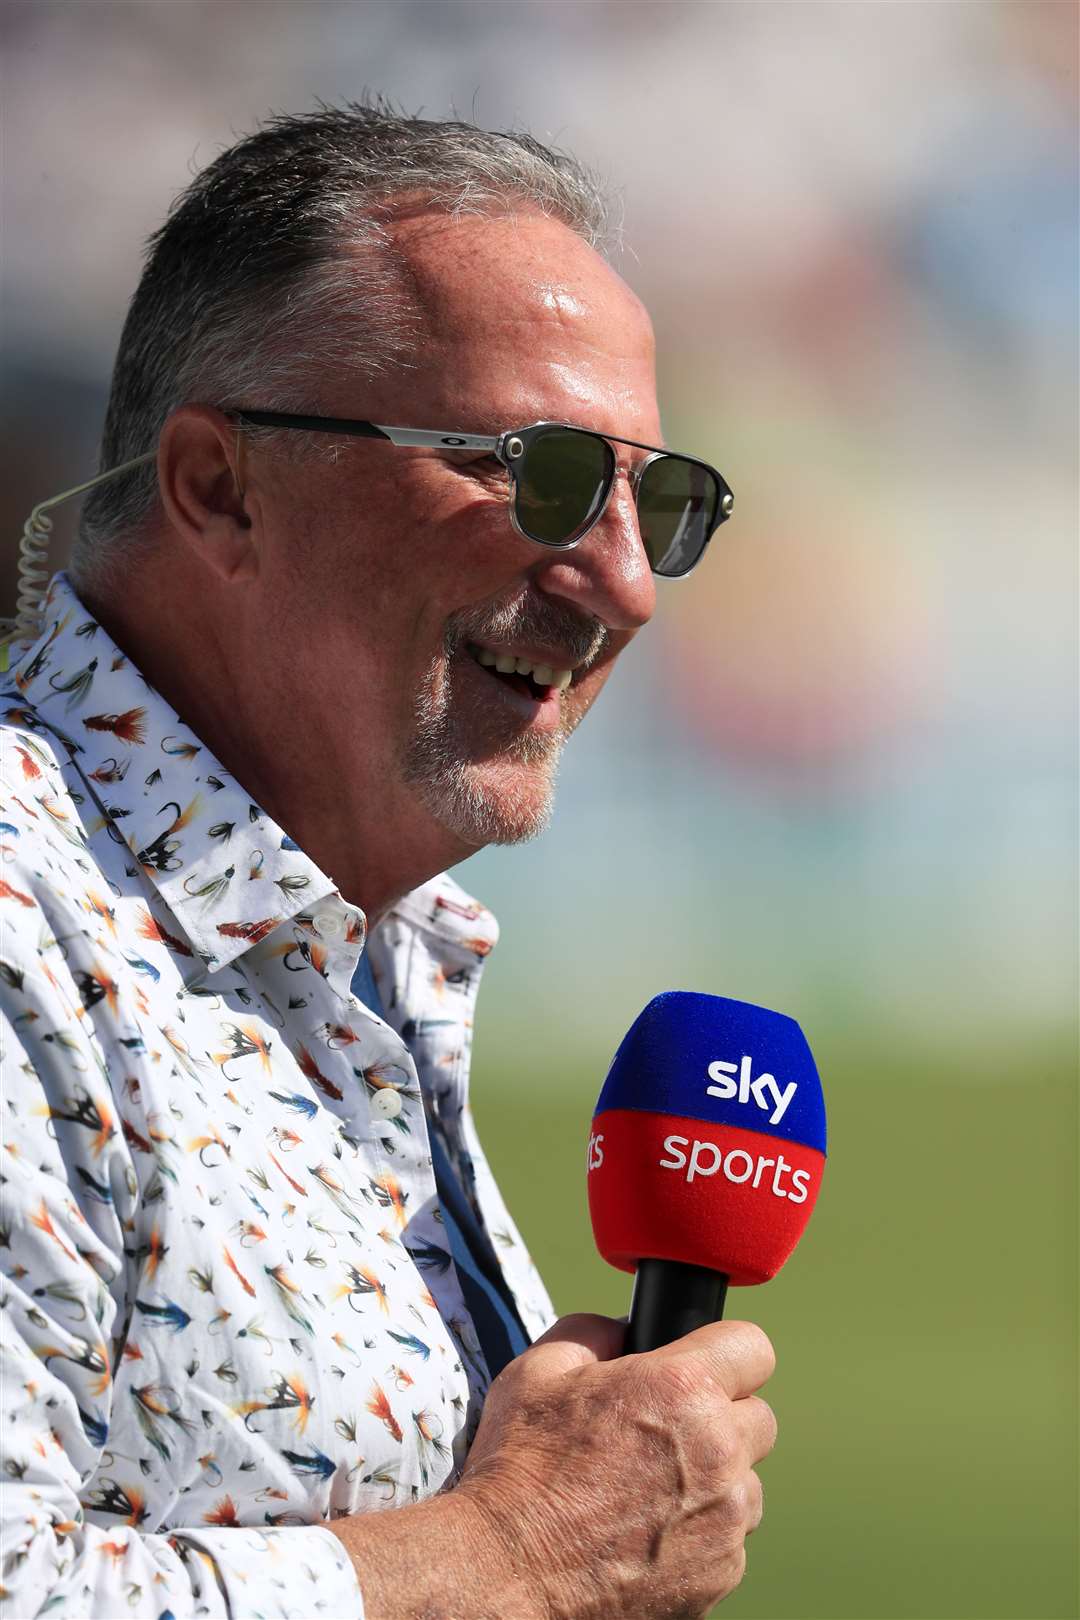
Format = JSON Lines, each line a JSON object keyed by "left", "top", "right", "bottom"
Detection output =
{"left": 0, "top": 719, "right": 118, "bottom": 1018}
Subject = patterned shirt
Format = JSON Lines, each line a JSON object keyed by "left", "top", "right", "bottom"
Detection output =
{"left": 0, "top": 572, "right": 556, "bottom": 1619}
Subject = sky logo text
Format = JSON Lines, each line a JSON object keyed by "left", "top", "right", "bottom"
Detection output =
{"left": 706, "top": 1055, "right": 797, "bottom": 1125}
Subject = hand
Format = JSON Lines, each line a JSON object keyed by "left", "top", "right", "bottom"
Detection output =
{"left": 456, "top": 1312, "right": 777, "bottom": 1620}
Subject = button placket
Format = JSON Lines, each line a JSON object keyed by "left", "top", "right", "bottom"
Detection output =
{"left": 244, "top": 939, "right": 476, "bottom": 1459}
{"left": 304, "top": 899, "right": 368, "bottom": 1002}
{"left": 350, "top": 996, "right": 487, "bottom": 1447}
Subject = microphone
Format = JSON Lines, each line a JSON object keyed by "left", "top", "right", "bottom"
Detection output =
{"left": 587, "top": 992, "right": 827, "bottom": 1352}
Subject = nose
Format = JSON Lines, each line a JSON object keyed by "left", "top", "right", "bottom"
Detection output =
{"left": 528, "top": 468, "right": 656, "bottom": 633}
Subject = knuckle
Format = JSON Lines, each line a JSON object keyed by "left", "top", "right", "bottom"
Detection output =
{"left": 719, "top": 1543, "right": 747, "bottom": 1597}
{"left": 752, "top": 1394, "right": 778, "bottom": 1452}
{"left": 649, "top": 1355, "right": 706, "bottom": 1412}
{"left": 746, "top": 1471, "right": 764, "bottom": 1533}
{"left": 733, "top": 1319, "right": 776, "bottom": 1380}
{"left": 708, "top": 1423, "right": 740, "bottom": 1476}
{"left": 714, "top": 1477, "right": 749, "bottom": 1530}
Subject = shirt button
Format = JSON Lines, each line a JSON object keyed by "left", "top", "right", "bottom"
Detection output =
{"left": 313, "top": 907, "right": 346, "bottom": 939}
{"left": 371, "top": 1089, "right": 403, "bottom": 1121}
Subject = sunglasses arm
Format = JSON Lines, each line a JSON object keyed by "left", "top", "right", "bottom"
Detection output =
{"left": 375, "top": 427, "right": 501, "bottom": 451}
{"left": 233, "top": 410, "right": 499, "bottom": 454}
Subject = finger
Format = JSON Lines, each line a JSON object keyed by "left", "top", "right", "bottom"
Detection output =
{"left": 649, "top": 1318, "right": 776, "bottom": 1400}
{"left": 744, "top": 1471, "right": 764, "bottom": 1535}
{"left": 526, "top": 1312, "right": 627, "bottom": 1375}
{"left": 732, "top": 1394, "right": 777, "bottom": 1465}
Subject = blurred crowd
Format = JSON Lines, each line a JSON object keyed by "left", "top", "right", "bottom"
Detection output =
{"left": 3, "top": 0, "right": 1076, "bottom": 1053}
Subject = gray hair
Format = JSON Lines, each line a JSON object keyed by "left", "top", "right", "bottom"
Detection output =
{"left": 73, "top": 97, "right": 615, "bottom": 591}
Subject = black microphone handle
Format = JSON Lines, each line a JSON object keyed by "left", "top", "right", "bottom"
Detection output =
{"left": 624, "top": 1259, "right": 729, "bottom": 1353}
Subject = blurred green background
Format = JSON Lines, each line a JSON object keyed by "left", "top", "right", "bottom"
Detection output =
{"left": 470, "top": 1033, "right": 1077, "bottom": 1619}
{"left": 3, "top": 2, "right": 1076, "bottom": 1615}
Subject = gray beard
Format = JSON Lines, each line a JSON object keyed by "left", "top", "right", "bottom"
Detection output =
{"left": 401, "top": 592, "right": 607, "bottom": 847}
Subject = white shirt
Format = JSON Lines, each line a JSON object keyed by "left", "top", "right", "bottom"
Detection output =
{"left": 0, "top": 572, "right": 555, "bottom": 1619}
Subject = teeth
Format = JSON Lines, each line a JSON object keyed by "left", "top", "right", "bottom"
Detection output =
{"left": 468, "top": 644, "right": 575, "bottom": 690}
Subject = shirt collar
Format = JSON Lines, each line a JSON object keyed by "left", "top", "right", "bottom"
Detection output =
{"left": 391, "top": 876, "right": 500, "bottom": 958}
{"left": 3, "top": 572, "right": 364, "bottom": 980}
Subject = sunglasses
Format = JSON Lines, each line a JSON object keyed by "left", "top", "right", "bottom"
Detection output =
{"left": 232, "top": 410, "right": 734, "bottom": 579}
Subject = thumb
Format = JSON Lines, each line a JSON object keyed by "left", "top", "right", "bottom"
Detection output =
{"left": 463, "top": 1313, "right": 626, "bottom": 1479}
{"left": 525, "top": 1311, "right": 626, "bottom": 1375}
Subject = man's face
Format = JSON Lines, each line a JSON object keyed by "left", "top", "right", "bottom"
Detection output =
{"left": 250, "top": 209, "right": 660, "bottom": 851}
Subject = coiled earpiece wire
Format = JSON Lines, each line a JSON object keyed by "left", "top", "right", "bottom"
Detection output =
{"left": 3, "top": 425, "right": 253, "bottom": 671}
{"left": 0, "top": 451, "right": 157, "bottom": 671}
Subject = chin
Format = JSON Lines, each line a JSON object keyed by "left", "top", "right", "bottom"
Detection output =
{"left": 400, "top": 640, "right": 585, "bottom": 849}
{"left": 412, "top": 752, "right": 561, "bottom": 848}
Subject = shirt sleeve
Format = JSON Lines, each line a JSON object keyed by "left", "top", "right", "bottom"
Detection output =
{"left": 0, "top": 983, "right": 364, "bottom": 1620}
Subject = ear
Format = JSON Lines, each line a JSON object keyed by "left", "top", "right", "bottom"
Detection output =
{"left": 156, "top": 405, "right": 258, "bottom": 583}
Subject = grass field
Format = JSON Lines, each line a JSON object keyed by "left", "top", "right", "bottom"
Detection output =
{"left": 470, "top": 1026, "right": 1078, "bottom": 1620}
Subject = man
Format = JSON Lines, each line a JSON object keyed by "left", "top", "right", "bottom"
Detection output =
{"left": 0, "top": 104, "right": 774, "bottom": 1619}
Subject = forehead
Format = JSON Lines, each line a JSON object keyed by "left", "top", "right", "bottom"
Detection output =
{"left": 377, "top": 208, "right": 659, "bottom": 436}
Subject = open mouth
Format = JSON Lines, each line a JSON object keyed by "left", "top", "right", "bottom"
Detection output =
{"left": 465, "top": 643, "right": 574, "bottom": 704}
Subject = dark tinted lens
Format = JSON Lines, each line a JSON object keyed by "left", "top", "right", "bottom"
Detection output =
{"left": 636, "top": 456, "right": 718, "bottom": 577}
{"left": 514, "top": 428, "right": 614, "bottom": 545}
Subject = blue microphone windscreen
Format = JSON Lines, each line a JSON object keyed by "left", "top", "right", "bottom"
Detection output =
{"left": 593, "top": 991, "right": 826, "bottom": 1155}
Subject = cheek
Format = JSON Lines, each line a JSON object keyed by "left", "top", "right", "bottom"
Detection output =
{"left": 266, "top": 466, "right": 527, "bottom": 654}
{"left": 356, "top": 486, "right": 511, "bottom": 608}
{"left": 429, "top": 489, "right": 520, "bottom": 580}
{"left": 413, "top": 463, "right": 544, "bottom": 586}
